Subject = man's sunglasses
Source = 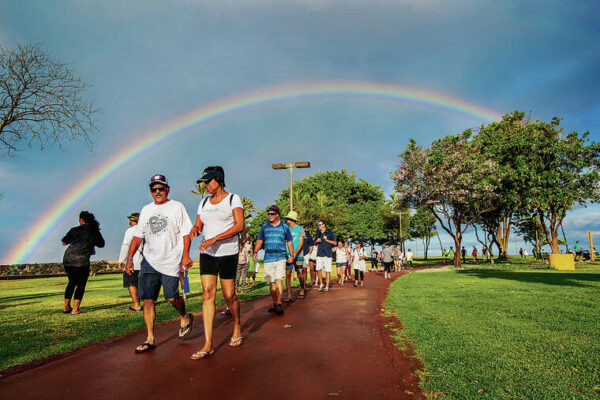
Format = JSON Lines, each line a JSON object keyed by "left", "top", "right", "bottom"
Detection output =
{"left": 267, "top": 212, "right": 278, "bottom": 216}
{"left": 150, "top": 187, "right": 166, "bottom": 193}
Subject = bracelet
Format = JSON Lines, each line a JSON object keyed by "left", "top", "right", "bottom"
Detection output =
{"left": 126, "top": 258, "right": 134, "bottom": 261}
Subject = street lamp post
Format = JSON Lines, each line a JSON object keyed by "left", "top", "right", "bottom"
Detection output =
{"left": 272, "top": 161, "right": 311, "bottom": 212}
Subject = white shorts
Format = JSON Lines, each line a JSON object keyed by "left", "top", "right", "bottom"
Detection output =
{"left": 263, "top": 259, "right": 286, "bottom": 283}
{"left": 315, "top": 256, "right": 332, "bottom": 273}
{"left": 303, "top": 258, "right": 310, "bottom": 268}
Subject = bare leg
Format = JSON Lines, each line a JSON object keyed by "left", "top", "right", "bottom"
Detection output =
{"left": 325, "top": 271, "right": 330, "bottom": 289}
{"left": 275, "top": 280, "right": 283, "bottom": 304}
{"left": 220, "top": 278, "right": 242, "bottom": 340}
{"left": 140, "top": 299, "right": 156, "bottom": 346}
{"left": 168, "top": 297, "right": 188, "bottom": 328}
{"left": 285, "top": 269, "right": 293, "bottom": 299}
{"left": 71, "top": 299, "right": 82, "bottom": 314}
{"left": 197, "top": 275, "right": 217, "bottom": 353}
{"left": 63, "top": 298, "right": 71, "bottom": 312}
{"left": 128, "top": 286, "right": 141, "bottom": 310}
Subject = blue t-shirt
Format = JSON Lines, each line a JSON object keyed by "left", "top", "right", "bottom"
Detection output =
{"left": 258, "top": 221, "right": 293, "bottom": 263}
{"left": 303, "top": 231, "right": 313, "bottom": 255}
{"left": 314, "top": 229, "right": 336, "bottom": 258}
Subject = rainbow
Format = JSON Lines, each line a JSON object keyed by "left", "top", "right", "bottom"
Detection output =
{"left": 2, "top": 81, "right": 502, "bottom": 265}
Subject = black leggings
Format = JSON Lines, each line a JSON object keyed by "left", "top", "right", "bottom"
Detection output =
{"left": 64, "top": 266, "right": 90, "bottom": 300}
{"left": 383, "top": 261, "right": 393, "bottom": 273}
{"left": 354, "top": 270, "right": 364, "bottom": 281}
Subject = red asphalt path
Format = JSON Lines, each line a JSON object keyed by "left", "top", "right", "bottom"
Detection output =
{"left": 0, "top": 271, "right": 424, "bottom": 400}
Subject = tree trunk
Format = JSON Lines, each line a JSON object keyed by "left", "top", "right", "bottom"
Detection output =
{"left": 453, "top": 232, "right": 462, "bottom": 268}
{"left": 495, "top": 215, "right": 512, "bottom": 259}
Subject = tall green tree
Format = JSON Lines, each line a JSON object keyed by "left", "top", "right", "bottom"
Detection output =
{"left": 474, "top": 111, "right": 533, "bottom": 258}
{"left": 519, "top": 117, "right": 600, "bottom": 253}
{"left": 274, "top": 170, "right": 386, "bottom": 240}
{"left": 392, "top": 132, "right": 502, "bottom": 267}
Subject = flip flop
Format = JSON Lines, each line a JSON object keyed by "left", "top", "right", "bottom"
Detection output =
{"left": 62, "top": 308, "right": 72, "bottom": 314}
{"left": 283, "top": 298, "right": 293, "bottom": 303}
{"left": 135, "top": 342, "right": 156, "bottom": 353}
{"left": 178, "top": 313, "right": 194, "bottom": 339}
{"left": 191, "top": 348, "right": 214, "bottom": 360}
{"left": 229, "top": 336, "right": 243, "bottom": 347}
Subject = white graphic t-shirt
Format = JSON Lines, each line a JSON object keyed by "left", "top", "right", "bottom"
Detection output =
{"left": 134, "top": 200, "right": 193, "bottom": 277}
{"left": 118, "top": 226, "right": 143, "bottom": 271}
{"left": 197, "top": 193, "right": 243, "bottom": 257}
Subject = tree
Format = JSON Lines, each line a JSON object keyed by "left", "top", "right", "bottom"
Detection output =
{"left": 190, "top": 181, "right": 207, "bottom": 197}
{"left": 0, "top": 44, "right": 98, "bottom": 154}
{"left": 519, "top": 117, "right": 600, "bottom": 253}
{"left": 474, "top": 111, "right": 539, "bottom": 258}
{"left": 407, "top": 206, "right": 437, "bottom": 260}
{"left": 274, "top": 170, "right": 386, "bottom": 240}
{"left": 392, "top": 132, "right": 502, "bottom": 267}
{"left": 240, "top": 196, "right": 257, "bottom": 221}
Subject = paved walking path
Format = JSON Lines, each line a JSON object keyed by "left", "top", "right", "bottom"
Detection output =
{"left": 1, "top": 271, "right": 424, "bottom": 400}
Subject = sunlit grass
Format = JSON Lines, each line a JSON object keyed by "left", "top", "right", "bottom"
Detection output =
{"left": 387, "top": 261, "right": 600, "bottom": 399}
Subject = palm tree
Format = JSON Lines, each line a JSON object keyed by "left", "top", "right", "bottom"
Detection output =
{"left": 240, "top": 196, "right": 257, "bottom": 221}
{"left": 191, "top": 182, "right": 207, "bottom": 197}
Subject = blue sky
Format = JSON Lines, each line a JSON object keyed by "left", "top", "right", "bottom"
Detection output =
{"left": 1, "top": 0, "right": 599, "bottom": 263}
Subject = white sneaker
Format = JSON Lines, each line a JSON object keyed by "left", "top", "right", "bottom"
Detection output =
{"left": 318, "top": 285, "right": 324, "bottom": 292}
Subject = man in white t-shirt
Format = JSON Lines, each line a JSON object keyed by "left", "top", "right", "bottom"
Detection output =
{"left": 125, "top": 174, "right": 194, "bottom": 354}
{"left": 118, "top": 212, "right": 143, "bottom": 312}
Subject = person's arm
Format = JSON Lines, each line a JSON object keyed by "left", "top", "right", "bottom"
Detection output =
{"left": 189, "top": 214, "right": 204, "bottom": 240}
{"left": 253, "top": 224, "right": 266, "bottom": 261}
{"left": 181, "top": 235, "right": 193, "bottom": 270}
{"left": 324, "top": 232, "right": 337, "bottom": 246}
{"left": 286, "top": 241, "right": 294, "bottom": 264}
{"left": 117, "top": 230, "right": 131, "bottom": 270}
{"left": 253, "top": 239, "right": 263, "bottom": 261}
{"left": 125, "top": 236, "right": 143, "bottom": 276}
{"left": 294, "top": 234, "right": 304, "bottom": 259}
{"left": 199, "top": 207, "right": 244, "bottom": 253}
{"left": 61, "top": 228, "right": 75, "bottom": 246}
{"left": 94, "top": 230, "right": 105, "bottom": 248}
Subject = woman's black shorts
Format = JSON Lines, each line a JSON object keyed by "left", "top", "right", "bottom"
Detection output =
{"left": 200, "top": 253, "right": 238, "bottom": 279}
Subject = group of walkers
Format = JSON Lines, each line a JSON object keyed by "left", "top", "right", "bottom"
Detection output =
{"left": 441, "top": 246, "right": 488, "bottom": 264}
{"left": 368, "top": 244, "right": 413, "bottom": 277}
{"left": 59, "top": 166, "right": 395, "bottom": 360}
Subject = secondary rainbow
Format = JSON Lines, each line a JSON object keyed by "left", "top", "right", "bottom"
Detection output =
{"left": 3, "top": 81, "right": 502, "bottom": 265}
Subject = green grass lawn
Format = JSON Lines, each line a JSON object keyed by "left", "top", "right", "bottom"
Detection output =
{"left": 387, "top": 260, "right": 600, "bottom": 399}
{"left": 0, "top": 263, "right": 288, "bottom": 371}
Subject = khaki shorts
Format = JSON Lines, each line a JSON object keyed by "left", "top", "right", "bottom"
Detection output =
{"left": 263, "top": 259, "right": 286, "bottom": 283}
{"left": 315, "top": 256, "right": 332, "bottom": 273}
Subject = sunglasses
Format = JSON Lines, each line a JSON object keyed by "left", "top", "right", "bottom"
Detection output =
{"left": 150, "top": 187, "right": 166, "bottom": 193}
{"left": 267, "top": 212, "right": 278, "bottom": 216}
{"left": 318, "top": 223, "right": 324, "bottom": 226}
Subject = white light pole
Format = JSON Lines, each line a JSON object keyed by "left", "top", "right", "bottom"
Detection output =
{"left": 272, "top": 162, "right": 311, "bottom": 212}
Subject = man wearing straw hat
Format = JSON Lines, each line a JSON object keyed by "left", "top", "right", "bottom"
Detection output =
{"left": 118, "top": 212, "right": 143, "bottom": 312}
{"left": 284, "top": 210, "right": 306, "bottom": 300}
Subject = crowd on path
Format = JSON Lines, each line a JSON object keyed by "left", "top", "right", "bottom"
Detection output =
{"left": 58, "top": 167, "right": 412, "bottom": 361}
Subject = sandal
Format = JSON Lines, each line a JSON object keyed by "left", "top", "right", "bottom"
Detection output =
{"left": 135, "top": 342, "right": 156, "bottom": 353}
{"left": 229, "top": 336, "right": 243, "bottom": 347}
{"left": 62, "top": 307, "right": 72, "bottom": 314}
{"left": 126, "top": 306, "right": 143, "bottom": 312}
{"left": 191, "top": 348, "right": 214, "bottom": 360}
{"left": 178, "top": 313, "right": 194, "bottom": 339}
